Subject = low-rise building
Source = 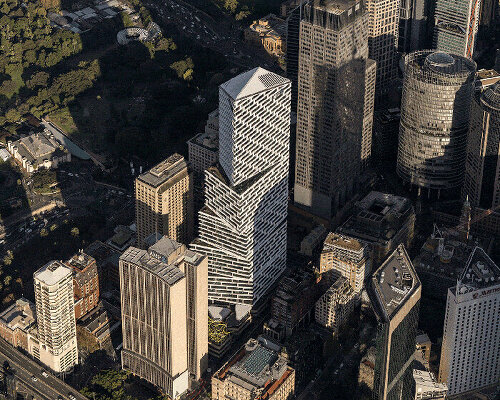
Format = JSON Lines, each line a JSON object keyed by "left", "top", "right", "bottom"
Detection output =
{"left": 372, "top": 108, "right": 400, "bottom": 167}
{"left": 245, "top": 14, "right": 286, "bottom": 58}
{"left": 7, "top": 130, "right": 71, "bottom": 174}
{"left": 413, "top": 370, "right": 448, "bottom": 400}
{"left": 85, "top": 240, "right": 121, "bottom": 290}
{"left": 0, "top": 298, "right": 36, "bottom": 352}
{"left": 416, "top": 332, "right": 432, "bottom": 365}
{"left": 338, "top": 191, "right": 415, "bottom": 267}
{"left": 212, "top": 338, "right": 295, "bottom": 400}
{"left": 299, "top": 225, "right": 327, "bottom": 256}
{"left": 315, "top": 276, "right": 356, "bottom": 335}
{"left": 78, "top": 302, "right": 118, "bottom": 349}
{"left": 319, "top": 232, "right": 371, "bottom": 295}
{"left": 65, "top": 252, "right": 99, "bottom": 320}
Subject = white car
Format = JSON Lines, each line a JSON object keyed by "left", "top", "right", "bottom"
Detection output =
{"left": 31, "top": 375, "right": 38, "bottom": 382}
{"left": 41, "top": 370, "right": 49, "bottom": 377}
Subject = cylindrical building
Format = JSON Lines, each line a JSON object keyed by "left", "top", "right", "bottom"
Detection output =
{"left": 463, "top": 83, "right": 500, "bottom": 209}
{"left": 397, "top": 50, "right": 476, "bottom": 195}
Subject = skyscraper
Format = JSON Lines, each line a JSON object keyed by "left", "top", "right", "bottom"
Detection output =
{"left": 463, "top": 83, "right": 500, "bottom": 210}
{"left": 438, "top": 247, "right": 500, "bottom": 396}
{"left": 285, "top": 1, "right": 305, "bottom": 113}
{"left": 191, "top": 67, "right": 291, "bottom": 306}
{"left": 120, "top": 237, "right": 208, "bottom": 397}
{"left": 33, "top": 261, "right": 78, "bottom": 373}
{"left": 397, "top": 50, "right": 476, "bottom": 196}
{"left": 293, "top": 0, "right": 376, "bottom": 220}
{"left": 366, "top": 0, "right": 400, "bottom": 96}
{"left": 398, "top": 0, "right": 429, "bottom": 53}
{"left": 369, "top": 245, "right": 421, "bottom": 400}
{"left": 433, "top": 0, "right": 480, "bottom": 58}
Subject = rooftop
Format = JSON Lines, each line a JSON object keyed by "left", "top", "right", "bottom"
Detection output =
{"left": 311, "top": 0, "right": 360, "bottom": 14}
{"left": 220, "top": 67, "right": 289, "bottom": 101}
{"left": 0, "top": 298, "right": 36, "bottom": 332}
{"left": 371, "top": 245, "right": 420, "bottom": 319}
{"left": 65, "top": 252, "right": 96, "bottom": 272}
{"left": 458, "top": 246, "right": 500, "bottom": 289}
{"left": 413, "top": 369, "right": 448, "bottom": 396}
{"left": 323, "top": 232, "right": 364, "bottom": 252}
{"left": 136, "top": 153, "right": 187, "bottom": 188}
{"left": 34, "top": 261, "right": 72, "bottom": 286}
{"left": 9, "top": 130, "right": 68, "bottom": 167}
{"left": 188, "top": 131, "right": 218, "bottom": 151}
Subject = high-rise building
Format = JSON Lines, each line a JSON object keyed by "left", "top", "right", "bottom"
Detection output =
{"left": 433, "top": 0, "right": 480, "bottom": 58}
{"left": 64, "top": 251, "right": 99, "bottom": 320}
{"left": 293, "top": 0, "right": 376, "bottom": 220}
{"left": 479, "top": 0, "right": 497, "bottom": 27}
{"left": 366, "top": 0, "right": 400, "bottom": 97}
{"left": 399, "top": 0, "right": 429, "bottom": 53}
{"left": 315, "top": 276, "right": 356, "bottom": 334}
{"left": 369, "top": 245, "right": 421, "bottom": 400}
{"left": 285, "top": 1, "right": 305, "bottom": 113}
{"left": 212, "top": 338, "right": 295, "bottom": 400}
{"left": 438, "top": 246, "right": 500, "bottom": 396}
{"left": 319, "top": 232, "right": 371, "bottom": 295}
{"left": 463, "top": 83, "right": 500, "bottom": 210}
{"left": 135, "top": 154, "right": 194, "bottom": 248}
{"left": 120, "top": 236, "right": 208, "bottom": 397}
{"left": 397, "top": 50, "right": 476, "bottom": 196}
{"left": 33, "top": 261, "right": 78, "bottom": 373}
{"left": 191, "top": 67, "right": 291, "bottom": 306}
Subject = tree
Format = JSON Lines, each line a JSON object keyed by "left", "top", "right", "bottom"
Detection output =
{"left": 3, "top": 276, "right": 11, "bottom": 286}
{"left": 40, "top": 228, "right": 48, "bottom": 237}
{"left": 71, "top": 227, "right": 79, "bottom": 237}
{"left": 5, "top": 109, "right": 21, "bottom": 123}
{"left": 49, "top": 223, "right": 57, "bottom": 231}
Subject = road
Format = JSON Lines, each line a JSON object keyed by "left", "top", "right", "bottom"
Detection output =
{"left": 144, "top": 0, "right": 280, "bottom": 72}
{"left": 0, "top": 338, "right": 87, "bottom": 400}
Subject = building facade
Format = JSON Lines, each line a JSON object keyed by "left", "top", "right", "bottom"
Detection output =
{"left": 319, "top": 232, "right": 371, "bottom": 294}
{"left": 64, "top": 251, "right": 99, "bottom": 320}
{"left": 315, "top": 276, "right": 356, "bottom": 334}
{"left": 293, "top": 0, "right": 376, "bottom": 220}
{"left": 463, "top": 83, "right": 500, "bottom": 210}
{"left": 0, "top": 298, "right": 36, "bottom": 352}
{"left": 33, "top": 261, "right": 78, "bottom": 374}
{"left": 135, "top": 154, "right": 194, "bottom": 248}
{"left": 438, "top": 247, "right": 500, "bottom": 396}
{"left": 212, "top": 338, "right": 295, "bottom": 400}
{"left": 191, "top": 67, "right": 291, "bottom": 306}
{"left": 120, "top": 237, "right": 208, "bottom": 397}
{"left": 397, "top": 51, "right": 476, "bottom": 195}
{"left": 369, "top": 245, "right": 422, "bottom": 400}
{"left": 366, "top": 0, "right": 400, "bottom": 97}
{"left": 245, "top": 14, "right": 287, "bottom": 57}
{"left": 433, "top": 0, "right": 480, "bottom": 58}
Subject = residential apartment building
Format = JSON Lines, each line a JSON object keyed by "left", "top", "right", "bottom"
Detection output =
{"left": 294, "top": 0, "right": 376, "bottom": 220}
{"left": 212, "top": 338, "right": 295, "bottom": 400}
{"left": 319, "top": 232, "right": 371, "bottom": 294}
{"left": 369, "top": 245, "right": 422, "bottom": 400}
{"left": 191, "top": 67, "right": 291, "bottom": 306}
{"left": 463, "top": 83, "right": 500, "bottom": 210}
{"left": 397, "top": 51, "right": 476, "bottom": 196}
{"left": 135, "top": 154, "right": 194, "bottom": 248}
{"left": 64, "top": 251, "right": 99, "bottom": 320}
{"left": 315, "top": 276, "right": 356, "bottom": 335}
{"left": 120, "top": 236, "right": 208, "bottom": 397}
{"left": 438, "top": 247, "right": 500, "bottom": 396}
{"left": 433, "top": 0, "right": 480, "bottom": 58}
{"left": 0, "top": 298, "right": 36, "bottom": 352}
{"left": 32, "top": 261, "right": 78, "bottom": 374}
{"left": 366, "top": 0, "right": 400, "bottom": 97}
{"left": 337, "top": 191, "right": 415, "bottom": 266}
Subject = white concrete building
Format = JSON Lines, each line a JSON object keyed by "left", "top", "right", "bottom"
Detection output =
{"left": 191, "top": 67, "right": 291, "bottom": 306}
{"left": 32, "top": 261, "right": 78, "bottom": 374}
{"left": 438, "top": 247, "right": 500, "bottom": 396}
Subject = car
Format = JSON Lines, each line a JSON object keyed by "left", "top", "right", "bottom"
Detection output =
{"left": 68, "top": 394, "right": 76, "bottom": 400}
{"left": 31, "top": 375, "right": 38, "bottom": 382}
{"left": 41, "top": 370, "right": 48, "bottom": 377}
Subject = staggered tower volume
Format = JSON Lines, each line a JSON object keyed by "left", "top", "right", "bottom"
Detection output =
{"left": 397, "top": 50, "right": 476, "bottom": 196}
{"left": 293, "top": 0, "right": 376, "bottom": 220}
{"left": 463, "top": 83, "right": 500, "bottom": 210}
{"left": 191, "top": 67, "right": 291, "bottom": 306}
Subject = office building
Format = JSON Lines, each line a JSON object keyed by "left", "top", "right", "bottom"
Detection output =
{"left": 369, "top": 245, "right": 422, "bottom": 400}
{"left": 0, "top": 298, "right": 36, "bottom": 352}
{"left": 64, "top": 251, "right": 99, "bottom": 320}
{"left": 32, "top": 261, "right": 78, "bottom": 373}
{"left": 315, "top": 276, "right": 356, "bottom": 335}
{"left": 285, "top": 1, "right": 304, "bottom": 113}
{"left": 438, "top": 247, "right": 500, "bottom": 396}
{"left": 433, "top": 0, "right": 480, "bottom": 58}
{"left": 463, "top": 83, "right": 500, "bottom": 210}
{"left": 397, "top": 51, "right": 476, "bottom": 196}
{"left": 399, "top": 0, "right": 429, "bottom": 53}
{"left": 337, "top": 191, "right": 415, "bottom": 266}
{"left": 135, "top": 154, "right": 194, "bottom": 248}
{"left": 372, "top": 108, "right": 400, "bottom": 167}
{"left": 191, "top": 67, "right": 291, "bottom": 306}
{"left": 293, "top": 0, "right": 376, "bottom": 220}
{"left": 366, "top": 0, "right": 400, "bottom": 96}
{"left": 212, "top": 338, "right": 295, "bottom": 400}
{"left": 319, "top": 232, "right": 371, "bottom": 294}
{"left": 120, "top": 237, "right": 208, "bottom": 397}
{"left": 479, "top": 0, "right": 497, "bottom": 27}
